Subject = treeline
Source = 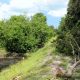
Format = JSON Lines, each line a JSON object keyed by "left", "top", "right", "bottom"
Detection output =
{"left": 0, "top": 13, "right": 55, "bottom": 56}
{"left": 56, "top": 0, "right": 80, "bottom": 60}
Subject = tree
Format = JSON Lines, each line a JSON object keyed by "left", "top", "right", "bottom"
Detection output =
{"left": 65, "top": 0, "right": 80, "bottom": 30}
{"left": 31, "top": 13, "right": 53, "bottom": 48}
{"left": 1, "top": 13, "right": 54, "bottom": 56}
{"left": 5, "top": 15, "right": 30, "bottom": 55}
{"left": 0, "top": 21, "right": 6, "bottom": 47}
{"left": 65, "top": 0, "right": 80, "bottom": 59}
{"left": 56, "top": 0, "right": 80, "bottom": 58}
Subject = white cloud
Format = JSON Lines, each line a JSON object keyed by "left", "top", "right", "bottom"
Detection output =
{"left": 10, "top": 0, "right": 35, "bottom": 9}
{"left": 53, "top": 0, "right": 69, "bottom": 4}
{"left": 0, "top": 0, "right": 69, "bottom": 19}
{"left": 47, "top": 0, "right": 69, "bottom": 17}
{"left": 48, "top": 8, "right": 67, "bottom": 17}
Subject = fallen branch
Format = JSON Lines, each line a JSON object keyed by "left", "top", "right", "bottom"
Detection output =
{"left": 53, "top": 60, "right": 80, "bottom": 79}
{"left": 64, "top": 60, "right": 80, "bottom": 77}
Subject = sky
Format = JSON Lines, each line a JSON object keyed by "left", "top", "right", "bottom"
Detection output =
{"left": 0, "top": 0, "right": 69, "bottom": 28}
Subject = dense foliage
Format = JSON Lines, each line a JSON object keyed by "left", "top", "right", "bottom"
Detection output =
{"left": 0, "top": 13, "right": 54, "bottom": 56}
{"left": 56, "top": 0, "right": 80, "bottom": 59}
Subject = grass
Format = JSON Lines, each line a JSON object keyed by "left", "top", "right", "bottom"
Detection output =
{"left": 0, "top": 36, "right": 76, "bottom": 80}
{"left": 0, "top": 37, "right": 55, "bottom": 80}
{"left": 0, "top": 48, "right": 7, "bottom": 57}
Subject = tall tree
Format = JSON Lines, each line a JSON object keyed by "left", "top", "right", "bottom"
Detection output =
{"left": 66, "top": 0, "right": 80, "bottom": 59}
{"left": 65, "top": 0, "right": 80, "bottom": 29}
{"left": 56, "top": 0, "right": 80, "bottom": 58}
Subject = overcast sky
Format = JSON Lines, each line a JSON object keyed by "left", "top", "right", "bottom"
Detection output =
{"left": 0, "top": 0, "right": 69, "bottom": 27}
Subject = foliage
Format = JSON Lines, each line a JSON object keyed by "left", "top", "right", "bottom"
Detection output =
{"left": 0, "top": 21, "right": 6, "bottom": 47}
{"left": 31, "top": 13, "right": 54, "bottom": 48}
{"left": 0, "top": 13, "right": 54, "bottom": 56}
{"left": 56, "top": 0, "right": 80, "bottom": 59}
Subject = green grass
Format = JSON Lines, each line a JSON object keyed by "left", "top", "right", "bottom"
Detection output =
{"left": 0, "top": 37, "right": 73, "bottom": 80}
{"left": 0, "top": 38, "right": 54, "bottom": 80}
{"left": 0, "top": 48, "right": 7, "bottom": 57}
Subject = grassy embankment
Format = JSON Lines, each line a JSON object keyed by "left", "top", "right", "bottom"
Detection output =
{"left": 0, "top": 37, "right": 55, "bottom": 80}
{"left": 0, "top": 37, "right": 74, "bottom": 80}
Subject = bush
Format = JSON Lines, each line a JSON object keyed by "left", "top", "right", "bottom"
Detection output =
{"left": 1, "top": 14, "right": 54, "bottom": 56}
